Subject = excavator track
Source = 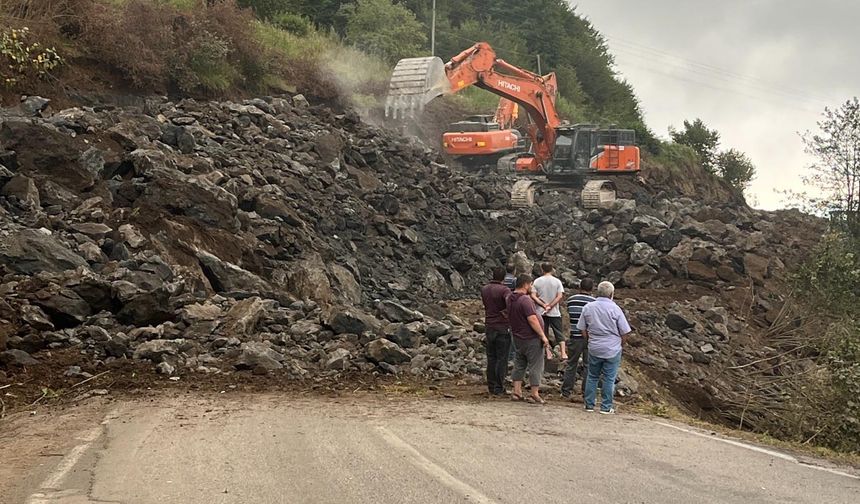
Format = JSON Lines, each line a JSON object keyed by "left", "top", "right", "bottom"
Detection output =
{"left": 580, "top": 179, "right": 617, "bottom": 209}
{"left": 511, "top": 179, "right": 540, "bottom": 208}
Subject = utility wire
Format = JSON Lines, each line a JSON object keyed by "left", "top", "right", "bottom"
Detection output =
{"left": 602, "top": 33, "right": 836, "bottom": 106}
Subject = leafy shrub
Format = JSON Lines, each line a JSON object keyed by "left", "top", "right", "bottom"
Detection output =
{"left": 0, "top": 26, "right": 64, "bottom": 87}
{"left": 271, "top": 11, "right": 312, "bottom": 36}
{"left": 76, "top": 0, "right": 270, "bottom": 94}
{"left": 341, "top": 0, "right": 426, "bottom": 64}
{"left": 236, "top": 0, "right": 291, "bottom": 20}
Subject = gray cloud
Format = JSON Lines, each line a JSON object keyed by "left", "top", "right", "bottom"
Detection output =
{"left": 572, "top": 0, "right": 859, "bottom": 208}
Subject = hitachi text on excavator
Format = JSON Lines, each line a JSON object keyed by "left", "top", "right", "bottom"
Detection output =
{"left": 385, "top": 42, "right": 641, "bottom": 208}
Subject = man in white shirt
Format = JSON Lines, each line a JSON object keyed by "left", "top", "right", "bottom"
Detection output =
{"left": 531, "top": 263, "right": 567, "bottom": 360}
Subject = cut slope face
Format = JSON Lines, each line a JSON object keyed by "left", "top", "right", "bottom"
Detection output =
{"left": 0, "top": 95, "right": 824, "bottom": 431}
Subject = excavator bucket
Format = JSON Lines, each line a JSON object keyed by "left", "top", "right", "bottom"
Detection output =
{"left": 385, "top": 57, "right": 451, "bottom": 119}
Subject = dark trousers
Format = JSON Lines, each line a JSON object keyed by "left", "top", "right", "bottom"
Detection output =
{"left": 561, "top": 337, "right": 588, "bottom": 397}
{"left": 542, "top": 316, "right": 563, "bottom": 345}
{"left": 485, "top": 327, "right": 512, "bottom": 395}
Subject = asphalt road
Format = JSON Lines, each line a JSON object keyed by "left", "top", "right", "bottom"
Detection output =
{"left": 12, "top": 394, "right": 860, "bottom": 504}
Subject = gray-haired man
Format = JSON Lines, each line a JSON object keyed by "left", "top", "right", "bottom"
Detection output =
{"left": 577, "top": 281, "right": 632, "bottom": 414}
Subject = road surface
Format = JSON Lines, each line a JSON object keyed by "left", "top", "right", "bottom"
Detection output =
{"left": 4, "top": 393, "right": 859, "bottom": 503}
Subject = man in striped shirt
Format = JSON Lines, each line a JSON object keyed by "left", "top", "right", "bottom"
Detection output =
{"left": 561, "top": 278, "right": 595, "bottom": 400}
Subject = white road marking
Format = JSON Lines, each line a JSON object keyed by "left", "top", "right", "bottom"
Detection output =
{"left": 25, "top": 408, "right": 120, "bottom": 503}
{"left": 653, "top": 421, "right": 859, "bottom": 480}
{"left": 376, "top": 426, "right": 497, "bottom": 504}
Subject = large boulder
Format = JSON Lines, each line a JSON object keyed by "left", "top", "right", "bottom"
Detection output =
{"left": 133, "top": 339, "right": 183, "bottom": 362}
{"left": 377, "top": 300, "right": 423, "bottom": 323}
{"left": 29, "top": 286, "right": 92, "bottom": 327}
{"left": 222, "top": 297, "right": 267, "bottom": 337}
{"left": 327, "top": 308, "right": 382, "bottom": 335}
{"left": 366, "top": 338, "right": 411, "bottom": 365}
{"left": 1, "top": 174, "right": 40, "bottom": 208}
{"left": 0, "top": 119, "right": 96, "bottom": 190}
{"left": 287, "top": 254, "right": 333, "bottom": 305}
{"left": 0, "top": 229, "right": 88, "bottom": 275}
{"left": 196, "top": 249, "right": 271, "bottom": 295}
{"left": 233, "top": 342, "right": 284, "bottom": 371}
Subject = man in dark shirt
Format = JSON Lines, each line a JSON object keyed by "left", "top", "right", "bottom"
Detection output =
{"left": 561, "top": 278, "right": 596, "bottom": 400}
{"left": 481, "top": 266, "right": 512, "bottom": 396}
{"left": 507, "top": 274, "right": 552, "bottom": 404}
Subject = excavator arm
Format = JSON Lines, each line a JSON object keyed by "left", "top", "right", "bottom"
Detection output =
{"left": 386, "top": 42, "right": 562, "bottom": 172}
{"left": 494, "top": 98, "right": 518, "bottom": 130}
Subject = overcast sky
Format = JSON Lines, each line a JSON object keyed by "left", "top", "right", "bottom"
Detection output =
{"left": 572, "top": 0, "right": 858, "bottom": 209}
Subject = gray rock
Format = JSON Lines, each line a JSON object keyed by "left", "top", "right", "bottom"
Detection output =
{"left": 70, "top": 222, "right": 112, "bottom": 238}
{"left": 0, "top": 349, "right": 39, "bottom": 366}
{"left": 20, "top": 305, "right": 54, "bottom": 331}
{"left": 197, "top": 249, "right": 271, "bottom": 295}
{"left": 2, "top": 174, "right": 41, "bottom": 208}
{"left": 133, "top": 339, "right": 183, "bottom": 362}
{"left": 366, "top": 338, "right": 410, "bottom": 364}
{"left": 0, "top": 229, "right": 88, "bottom": 275}
{"left": 630, "top": 242, "right": 659, "bottom": 267}
{"left": 234, "top": 342, "right": 284, "bottom": 371}
{"left": 378, "top": 300, "right": 423, "bottom": 323}
{"left": 325, "top": 348, "right": 352, "bottom": 370}
{"left": 222, "top": 297, "right": 266, "bottom": 337}
{"left": 665, "top": 312, "right": 696, "bottom": 332}
{"left": 328, "top": 308, "right": 381, "bottom": 335}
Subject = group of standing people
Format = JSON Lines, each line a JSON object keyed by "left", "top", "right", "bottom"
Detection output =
{"left": 480, "top": 263, "right": 632, "bottom": 413}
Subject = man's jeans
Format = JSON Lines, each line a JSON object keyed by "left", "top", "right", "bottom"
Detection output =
{"left": 485, "top": 327, "right": 512, "bottom": 395}
{"left": 561, "top": 337, "right": 588, "bottom": 397}
{"left": 584, "top": 351, "right": 621, "bottom": 411}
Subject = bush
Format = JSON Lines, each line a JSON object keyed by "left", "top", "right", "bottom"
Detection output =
{"left": 341, "top": 0, "right": 426, "bottom": 64}
{"left": 76, "top": 0, "right": 270, "bottom": 94}
{"left": 271, "top": 11, "right": 312, "bottom": 36}
{"left": 0, "top": 26, "right": 64, "bottom": 87}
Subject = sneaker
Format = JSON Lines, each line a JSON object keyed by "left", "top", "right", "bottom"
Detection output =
{"left": 599, "top": 408, "right": 616, "bottom": 415}
{"left": 584, "top": 406, "right": 595, "bottom": 412}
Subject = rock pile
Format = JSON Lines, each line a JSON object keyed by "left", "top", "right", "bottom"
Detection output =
{"left": 0, "top": 94, "right": 825, "bottom": 417}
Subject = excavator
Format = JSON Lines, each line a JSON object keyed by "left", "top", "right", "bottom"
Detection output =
{"left": 385, "top": 42, "right": 640, "bottom": 207}
{"left": 442, "top": 98, "right": 525, "bottom": 169}
{"left": 441, "top": 98, "right": 524, "bottom": 169}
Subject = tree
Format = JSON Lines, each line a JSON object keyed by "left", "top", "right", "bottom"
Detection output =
{"left": 800, "top": 97, "right": 860, "bottom": 232}
{"left": 340, "top": 0, "right": 426, "bottom": 64}
{"left": 716, "top": 149, "right": 756, "bottom": 193}
{"left": 670, "top": 118, "right": 721, "bottom": 173}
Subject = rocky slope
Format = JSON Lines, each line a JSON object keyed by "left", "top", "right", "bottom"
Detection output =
{"left": 0, "top": 94, "right": 825, "bottom": 425}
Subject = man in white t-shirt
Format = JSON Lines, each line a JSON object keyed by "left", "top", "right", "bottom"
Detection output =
{"left": 531, "top": 263, "right": 567, "bottom": 360}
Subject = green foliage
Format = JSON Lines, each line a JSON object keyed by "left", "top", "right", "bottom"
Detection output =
{"left": 716, "top": 148, "right": 756, "bottom": 193}
{"left": 670, "top": 118, "right": 721, "bottom": 173}
{"left": 796, "top": 97, "right": 860, "bottom": 226}
{"left": 825, "top": 323, "right": 860, "bottom": 451}
{"left": 173, "top": 29, "right": 238, "bottom": 93}
{"left": 271, "top": 12, "right": 313, "bottom": 36}
{"left": 0, "top": 27, "right": 64, "bottom": 87}
{"left": 237, "top": 0, "right": 292, "bottom": 20}
{"left": 340, "top": 0, "right": 427, "bottom": 64}
{"left": 791, "top": 232, "right": 860, "bottom": 451}
{"left": 794, "top": 233, "right": 860, "bottom": 314}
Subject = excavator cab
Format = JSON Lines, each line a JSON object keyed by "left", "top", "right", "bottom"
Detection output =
{"left": 547, "top": 125, "right": 640, "bottom": 181}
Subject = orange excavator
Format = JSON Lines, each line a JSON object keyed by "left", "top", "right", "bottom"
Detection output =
{"left": 441, "top": 98, "right": 523, "bottom": 169}
{"left": 385, "top": 42, "right": 641, "bottom": 207}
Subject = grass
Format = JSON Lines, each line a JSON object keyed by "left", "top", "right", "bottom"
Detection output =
{"left": 255, "top": 20, "right": 390, "bottom": 110}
